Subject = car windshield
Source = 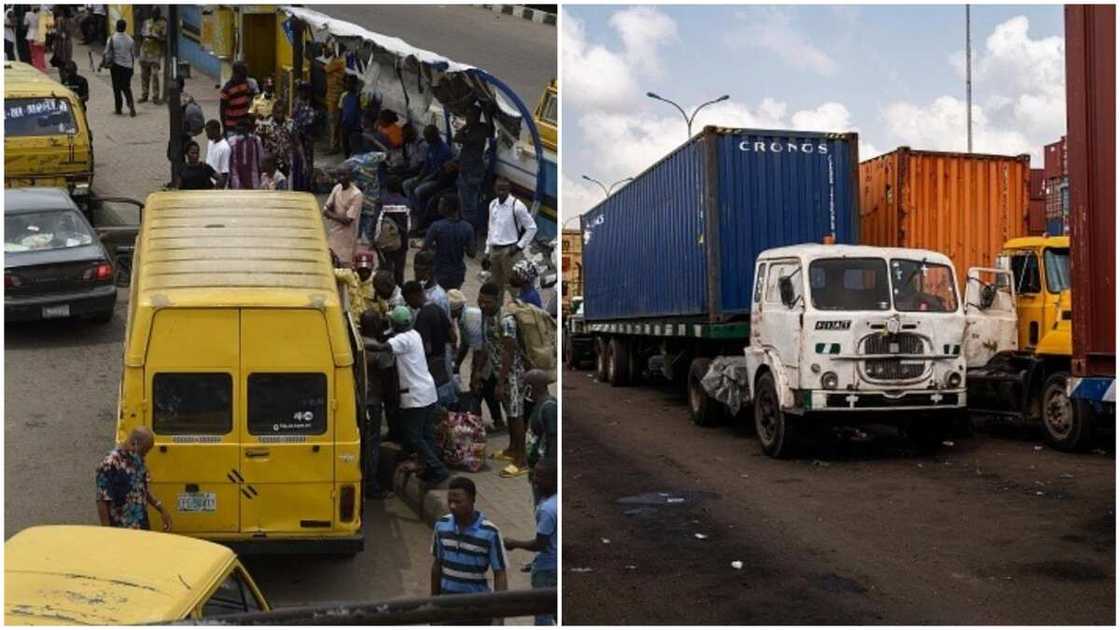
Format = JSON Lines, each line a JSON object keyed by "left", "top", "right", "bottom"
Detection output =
{"left": 1044, "top": 248, "right": 1071, "bottom": 292}
{"left": 5, "top": 98, "right": 78, "bottom": 136}
{"left": 891, "top": 259, "right": 959, "bottom": 312}
{"left": 809, "top": 258, "right": 891, "bottom": 311}
{"left": 5, "top": 209, "right": 96, "bottom": 253}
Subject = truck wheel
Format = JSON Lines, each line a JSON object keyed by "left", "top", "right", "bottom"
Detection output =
{"left": 754, "top": 371, "right": 798, "bottom": 457}
{"left": 595, "top": 338, "right": 610, "bottom": 382}
{"left": 687, "top": 358, "right": 725, "bottom": 427}
{"left": 1040, "top": 372, "right": 1093, "bottom": 451}
{"left": 608, "top": 338, "right": 630, "bottom": 387}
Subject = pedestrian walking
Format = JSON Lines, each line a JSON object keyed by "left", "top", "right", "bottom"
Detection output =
{"left": 61, "top": 60, "right": 89, "bottom": 108}
{"left": 451, "top": 289, "right": 505, "bottom": 431}
{"left": 377, "top": 177, "right": 411, "bottom": 286}
{"left": 203, "top": 119, "right": 231, "bottom": 189}
{"left": 485, "top": 177, "right": 538, "bottom": 304}
{"left": 431, "top": 477, "right": 509, "bottom": 601}
{"left": 324, "top": 51, "right": 346, "bottom": 154}
{"left": 423, "top": 195, "right": 477, "bottom": 291}
{"left": 4, "top": 9, "right": 15, "bottom": 60}
{"left": 257, "top": 98, "right": 298, "bottom": 176}
{"left": 49, "top": 6, "right": 73, "bottom": 70}
{"left": 258, "top": 156, "right": 287, "bottom": 190}
{"left": 102, "top": 19, "right": 136, "bottom": 117}
{"left": 248, "top": 76, "right": 275, "bottom": 121}
{"left": 175, "top": 141, "right": 217, "bottom": 190}
{"left": 403, "top": 280, "right": 459, "bottom": 409}
{"left": 24, "top": 7, "right": 45, "bottom": 70}
{"left": 455, "top": 105, "right": 493, "bottom": 236}
{"left": 219, "top": 61, "right": 252, "bottom": 135}
{"left": 505, "top": 459, "right": 558, "bottom": 625}
{"left": 95, "top": 427, "right": 172, "bottom": 531}
{"left": 476, "top": 282, "right": 530, "bottom": 477}
{"left": 364, "top": 305, "right": 449, "bottom": 485}
{"left": 290, "top": 82, "right": 317, "bottom": 192}
{"left": 359, "top": 308, "right": 395, "bottom": 500}
{"left": 137, "top": 7, "right": 165, "bottom": 104}
{"left": 322, "top": 167, "right": 364, "bottom": 266}
{"left": 524, "top": 369, "right": 557, "bottom": 492}
{"left": 339, "top": 75, "right": 362, "bottom": 157}
{"left": 228, "top": 120, "right": 263, "bottom": 190}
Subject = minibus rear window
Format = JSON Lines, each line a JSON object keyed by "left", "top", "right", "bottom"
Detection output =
{"left": 248, "top": 373, "right": 327, "bottom": 436}
{"left": 153, "top": 373, "right": 233, "bottom": 435}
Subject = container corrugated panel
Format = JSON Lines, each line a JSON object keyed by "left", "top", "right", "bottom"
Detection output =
{"left": 581, "top": 127, "right": 860, "bottom": 321}
{"left": 1043, "top": 137, "right": 1067, "bottom": 180}
{"left": 859, "top": 148, "right": 1030, "bottom": 288}
{"left": 1027, "top": 169, "right": 1046, "bottom": 234}
{"left": 1065, "top": 4, "right": 1115, "bottom": 378}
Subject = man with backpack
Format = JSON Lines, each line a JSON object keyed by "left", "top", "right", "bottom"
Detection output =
{"left": 485, "top": 177, "right": 537, "bottom": 304}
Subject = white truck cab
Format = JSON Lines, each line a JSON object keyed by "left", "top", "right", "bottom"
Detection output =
{"left": 730, "top": 244, "right": 972, "bottom": 457}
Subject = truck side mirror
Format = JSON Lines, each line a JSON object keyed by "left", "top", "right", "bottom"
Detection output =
{"left": 979, "top": 284, "right": 997, "bottom": 310}
{"left": 779, "top": 277, "right": 796, "bottom": 307}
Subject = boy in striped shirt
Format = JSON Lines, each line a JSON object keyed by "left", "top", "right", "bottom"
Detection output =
{"left": 431, "top": 477, "right": 509, "bottom": 598}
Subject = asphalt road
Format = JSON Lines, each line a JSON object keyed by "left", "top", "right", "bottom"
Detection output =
{"left": 317, "top": 4, "right": 557, "bottom": 106}
{"left": 561, "top": 368, "right": 1116, "bottom": 625}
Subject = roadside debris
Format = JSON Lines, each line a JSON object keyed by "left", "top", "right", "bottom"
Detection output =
{"left": 570, "top": 567, "right": 593, "bottom": 573}
{"left": 1059, "top": 473, "right": 1075, "bottom": 479}
{"left": 1034, "top": 445, "right": 1044, "bottom": 451}
{"left": 942, "top": 440, "right": 955, "bottom": 447}
{"left": 625, "top": 565, "right": 637, "bottom": 570}
{"left": 811, "top": 460, "right": 830, "bottom": 467}
{"left": 694, "top": 533, "right": 708, "bottom": 540}
{"left": 667, "top": 497, "right": 685, "bottom": 504}
{"left": 731, "top": 561, "right": 744, "bottom": 570}
{"left": 601, "top": 538, "right": 611, "bottom": 544}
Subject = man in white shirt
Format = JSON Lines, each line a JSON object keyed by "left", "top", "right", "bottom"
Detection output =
{"left": 364, "top": 306, "right": 449, "bottom": 485}
{"left": 485, "top": 177, "right": 538, "bottom": 304}
{"left": 203, "top": 119, "right": 230, "bottom": 189}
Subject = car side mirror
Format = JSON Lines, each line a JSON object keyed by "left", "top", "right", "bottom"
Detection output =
{"left": 779, "top": 277, "right": 796, "bottom": 307}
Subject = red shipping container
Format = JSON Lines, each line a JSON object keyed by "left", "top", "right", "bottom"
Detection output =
{"left": 1027, "top": 169, "right": 1046, "bottom": 234}
{"left": 1066, "top": 4, "right": 1115, "bottom": 379}
{"left": 1043, "top": 136, "right": 1067, "bottom": 180}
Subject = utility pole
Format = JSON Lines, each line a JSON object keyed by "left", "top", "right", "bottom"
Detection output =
{"left": 166, "top": 4, "right": 183, "bottom": 186}
{"left": 966, "top": 5, "right": 973, "bottom": 153}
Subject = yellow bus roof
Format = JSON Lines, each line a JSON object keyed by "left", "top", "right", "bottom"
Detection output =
{"left": 4, "top": 61, "right": 78, "bottom": 99}
{"left": 135, "top": 191, "right": 339, "bottom": 307}
{"left": 5, "top": 525, "right": 236, "bottom": 625}
{"left": 1003, "top": 235, "right": 1070, "bottom": 250}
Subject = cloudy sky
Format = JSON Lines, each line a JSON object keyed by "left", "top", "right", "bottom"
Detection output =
{"left": 562, "top": 5, "right": 1066, "bottom": 218}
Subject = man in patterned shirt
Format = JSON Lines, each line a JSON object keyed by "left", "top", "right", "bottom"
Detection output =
{"left": 95, "top": 427, "right": 172, "bottom": 531}
{"left": 474, "top": 282, "right": 529, "bottom": 478}
{"left": 334, "top": 251, "right": 377, "bottom": 324}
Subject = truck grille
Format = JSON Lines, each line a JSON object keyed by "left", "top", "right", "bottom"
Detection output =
{"left": 862, "top": 333, "right": 925, "bottom": 380}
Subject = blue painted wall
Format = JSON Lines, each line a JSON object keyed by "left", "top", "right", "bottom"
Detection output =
{"left": 178, "top": 5, "right": 220, "bottom": 80}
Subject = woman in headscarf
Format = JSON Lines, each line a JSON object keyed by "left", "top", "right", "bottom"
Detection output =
{"left": 256, "top": 98, "right": 299, "bottom": 177}
{"left": 49, "top": 5, "right": 72, "bottom": 69}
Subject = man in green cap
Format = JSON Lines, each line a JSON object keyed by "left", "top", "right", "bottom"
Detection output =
{"left": 365, "top": 305, "right": 449, "bottom": 485}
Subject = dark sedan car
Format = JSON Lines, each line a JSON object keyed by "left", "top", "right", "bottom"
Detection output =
{"left": 5, "top": 188, "right": 117, "bottom": 323}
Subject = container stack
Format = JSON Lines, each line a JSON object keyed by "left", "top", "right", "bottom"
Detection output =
{"left": 1043, "top": 136, "right": 1069, "bottom": 234}
{"left": 1028, "top": 168, "right": 1046, "bottom": 235}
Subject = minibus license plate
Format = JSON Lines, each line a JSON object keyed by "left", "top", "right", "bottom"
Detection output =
{"left": 178, "top": 492, "right": 217, "bottom": 512}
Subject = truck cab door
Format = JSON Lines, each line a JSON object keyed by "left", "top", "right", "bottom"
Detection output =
{"left": 756, "top": 259, "right": 805, "bottom": 378}
{"left": 963, "top": 267, "right": 1018, "bottom": 368}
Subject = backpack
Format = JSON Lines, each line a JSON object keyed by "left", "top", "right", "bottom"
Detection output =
{"left": 505, "top": 299, "right": 556, "bottom": 371}
{"left": 374, "top": 214, "right": 402, "bottom": 252}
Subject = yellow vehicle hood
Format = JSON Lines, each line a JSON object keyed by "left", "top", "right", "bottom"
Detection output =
{"left": 5, "top": 133, "right": 92, "bottom": 180}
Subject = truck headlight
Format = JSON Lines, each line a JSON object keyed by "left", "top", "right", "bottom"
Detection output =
{"left": 821, "top": 372, "right": 839, "bottom": 390}
{"left": 945, "top": 372, "right": 962, "bottom": 388}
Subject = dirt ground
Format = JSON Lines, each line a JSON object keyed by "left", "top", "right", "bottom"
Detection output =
{"left": 561, "top": 368, "right": 1116, "bottom": 625}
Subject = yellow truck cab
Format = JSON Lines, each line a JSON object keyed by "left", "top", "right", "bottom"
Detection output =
{"left": 965, "top": 235, "right": 1083, "bottom": 449}
{"left": 5, "top": 525, "right": 270, "bottom": 624}
{"left": 4, "top": 61, "right": 94, "bottom": 200}
{"left": 116, "top": 191, "right": 365, "bottom": 554}
{"left": 534, "top": 79, "right": 557, "bottom": 153}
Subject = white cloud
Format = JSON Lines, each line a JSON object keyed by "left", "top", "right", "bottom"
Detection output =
{"left": 725, "top": 8, "right": 837, "bottom": 76}
{"left": 560, "top": 7, "right": 677, "bottom": 111}
{"left": 882, "top": 95, "right": 1036, "bottom": 160}
{"left": 790, "top": 102, "right": 852, "bottom": 133}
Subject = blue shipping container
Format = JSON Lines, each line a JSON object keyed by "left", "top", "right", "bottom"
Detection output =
{"left": 581, "top": 127, "right": 860, "bottom": 322}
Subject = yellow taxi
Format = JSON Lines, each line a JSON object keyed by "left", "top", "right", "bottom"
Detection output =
{"left": 4, "top": 61, "right": 94, "bottom": 200}
{"left": 5, "top": 525, "right": 270, "bottom": 624}
{"left": 116, "top": 191, "right": 365, "bottom": 554}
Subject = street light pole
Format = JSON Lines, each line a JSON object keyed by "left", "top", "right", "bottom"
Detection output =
{"left": 965, "top": 4, "right": 973, "bottom": 153}
{"left": 646, "top": 92, "right": 730, "bottom": 141}
{"left": 166, "top": 5, "right": 182, "bottom": 187}
{"left": 582, "top": 175, "right": 635, "bottom": 199}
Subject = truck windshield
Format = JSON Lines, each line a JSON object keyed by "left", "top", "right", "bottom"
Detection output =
{"left": 891, "top": 259, "right": 959, "bottom": 312}
{"left": 808, "top": 258, "right": 890, "bottom": 311}
{"left": 5, "top": 98, "right": 78, "bottom": 136}
{"left": 1044, "top": 248, "right": 1071, "bottom": 292}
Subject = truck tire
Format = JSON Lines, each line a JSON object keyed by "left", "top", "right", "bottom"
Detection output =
{"left": 1040, "top": 371, "right": 1094, "bottom": 451}
{"left": 608, "top": 338, "right": 630, "bottom": 387}
{"left": 595, "top": 338, "right": 610, "bottom": 382}
{"left": 754, "top": 371, "right": 798, "bottom": 458}
{"left": 688, "top": 357, "right": 725, "bottom": 427}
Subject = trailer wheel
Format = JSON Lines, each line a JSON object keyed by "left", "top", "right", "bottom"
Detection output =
{"left": 608, "top": 338, "right": 630, "bottom": 387}
{"left": 1041, "top": 372, "right": 1093, "bottom": 451}
{"left": 595, "top": 338, "right": 610, "bottom": 382}
{"left": 687, "top": 358, "right": 725, "bottom": 427}
{"left": 754, "top": 371, "right": 798, "bottom": 457}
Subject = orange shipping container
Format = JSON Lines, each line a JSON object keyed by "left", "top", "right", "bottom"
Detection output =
{"left": 859, "top": 147, "right": 1031, "bottom": 288}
